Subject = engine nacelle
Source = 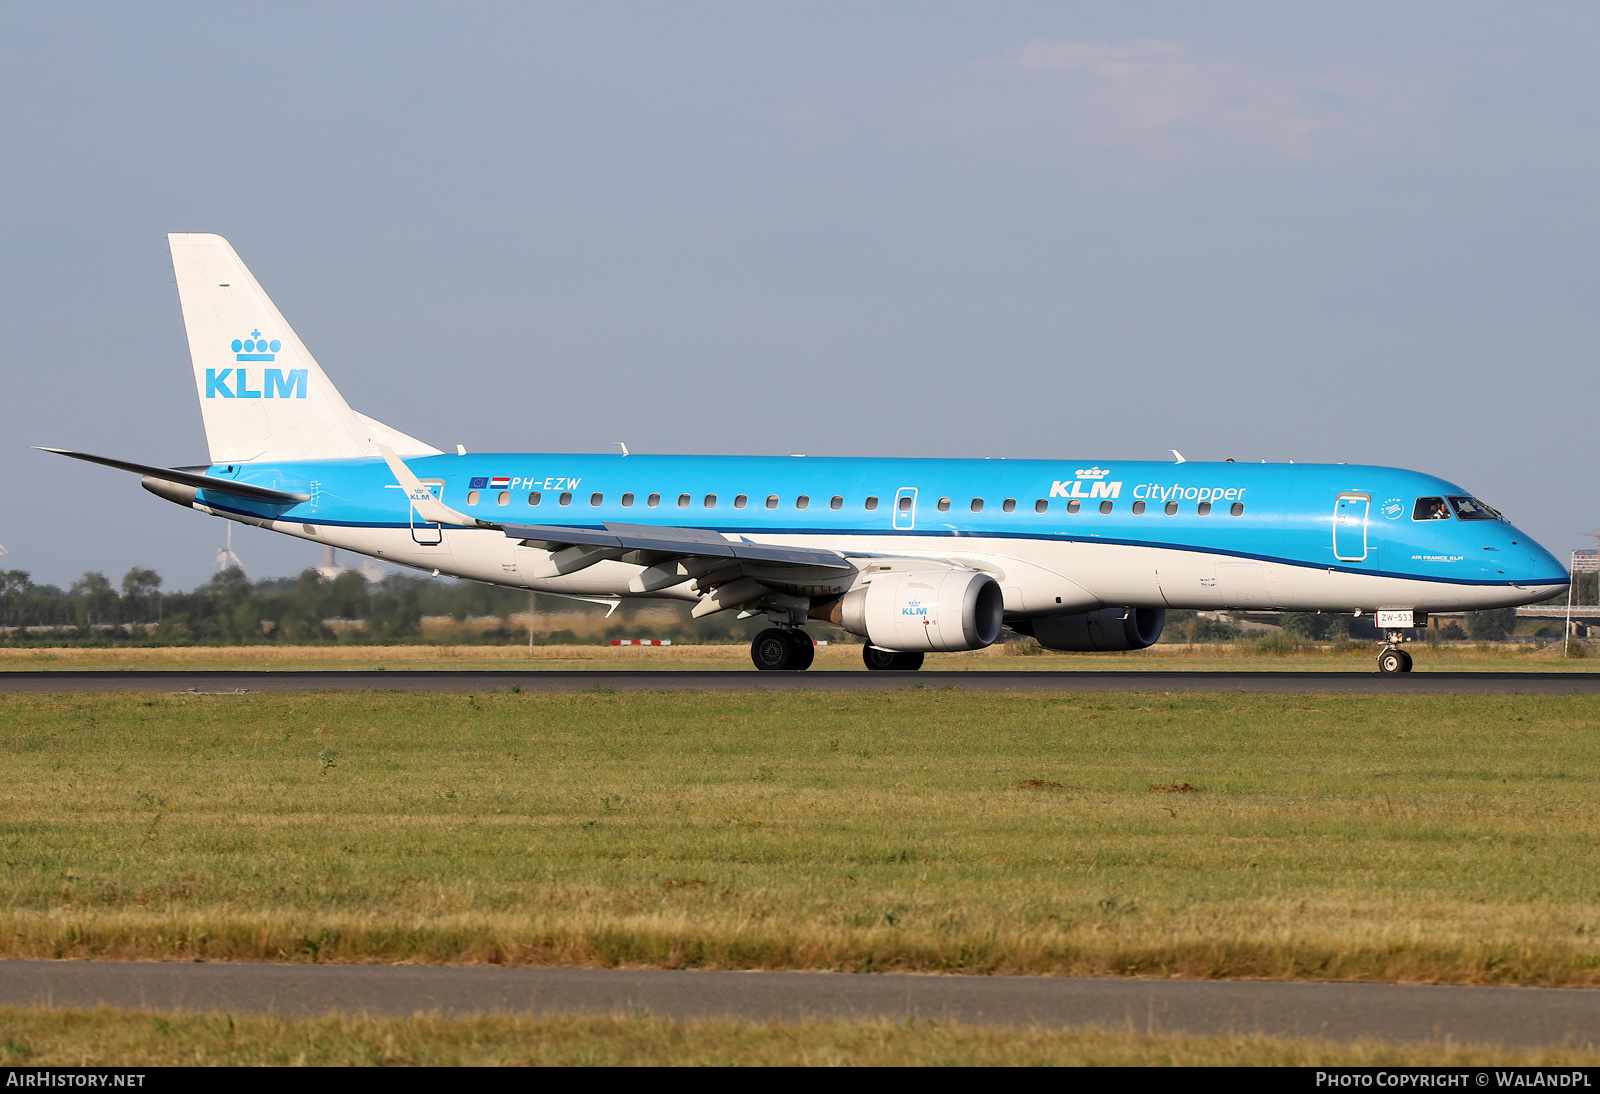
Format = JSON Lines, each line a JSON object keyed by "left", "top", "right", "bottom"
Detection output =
{"left": 838, "top": 569, "right": 1004, "bottom": 652}
{"left": 1015, "top": 607, "right": 1165, "bottom": 652}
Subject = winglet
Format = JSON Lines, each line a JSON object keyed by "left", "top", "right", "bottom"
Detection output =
{"left": 377, "top": 444, "right": 476, "bottom": 527}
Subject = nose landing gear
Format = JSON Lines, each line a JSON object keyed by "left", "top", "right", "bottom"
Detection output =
{"left": 1377, "top": 629, "right": 1414, "bottom": 674}
{"left": 751, "top": 628, "right": 815, "bottom": 671}
{"left": 1377, "top": 645, "right": 1413, "bottom": 674}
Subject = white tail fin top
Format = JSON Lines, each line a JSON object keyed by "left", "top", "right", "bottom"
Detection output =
{"left": 168, "top": 233, "right": 440, "bottom": 464}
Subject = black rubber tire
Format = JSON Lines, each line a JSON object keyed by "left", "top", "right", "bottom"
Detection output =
{"left": 863, "top": 646, "right": 924, "bottom": 671}
{"left": 787, "top": 630, "right": 816, "bottom": 671}
{"left": 1398, "top": 649, "right": 1414, "bottom": 673}
{"left": 1377, "top": 648, "right": 1405, "bottom": 674}
{"left": 863, "top": 646, "right": 899, "bottom": 671}
{"left": 752, "top": 628, "right": 797, "bottom": 670}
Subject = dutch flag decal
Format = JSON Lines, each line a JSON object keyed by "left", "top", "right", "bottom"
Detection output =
{"left": 489, "top": 477, "right": 511, "bottom": 490}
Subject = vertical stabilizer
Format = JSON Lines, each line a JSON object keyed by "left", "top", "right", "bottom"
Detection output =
{"left": 168, "top": 233, "right": 440, "bottom": 463}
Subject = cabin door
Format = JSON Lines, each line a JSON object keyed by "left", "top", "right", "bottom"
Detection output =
{"left": 1333, "top": 494, "right": 1370, "bottom": 562}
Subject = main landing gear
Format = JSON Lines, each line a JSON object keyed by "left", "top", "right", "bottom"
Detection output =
{"left": 862, "top": 646, "right": 924, "bottom": 672}
{"left": 1377, "top": 630, "right": 1414, "bottom": 674}
{"left": 751, "top": 628, "right": 815, "bottom": 671}
{"left": 748, "top": 631, "right": 927, "bottom": 671}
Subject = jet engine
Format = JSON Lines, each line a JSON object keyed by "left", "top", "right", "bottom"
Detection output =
{"left": 835, "top": 569, "right": 1004, "bottom": 652}
{"left": 1012, "top": 607, "right": 1165, "bottom": 652}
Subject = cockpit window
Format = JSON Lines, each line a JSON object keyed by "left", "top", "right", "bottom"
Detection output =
{"left": 1448, "top": 496, "right": 1502, "bottom": 521}
{"left": 1413, "top": 497, "right": 1451, "bottom": 521}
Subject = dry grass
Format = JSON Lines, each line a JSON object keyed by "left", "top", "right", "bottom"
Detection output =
{"left": 1, "top": 1007, "right": 1594, "bottom": 1066}
{"left": 3, "top": 690, "right": 1600, "bottom": 983}
{"left": 0, "top": 640, "right": 1585, "bottom": 672}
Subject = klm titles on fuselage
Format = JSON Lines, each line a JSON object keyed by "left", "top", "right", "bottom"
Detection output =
{"left": 1047, "top": 468, "right": 1249, "bottom": 505}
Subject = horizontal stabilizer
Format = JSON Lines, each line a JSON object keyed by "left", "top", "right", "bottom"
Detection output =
{"left": 36, "top": 447, "right": 310, "bottom": 503}
{"left": 502, "top": 521, "right": 852, "bottom": 569}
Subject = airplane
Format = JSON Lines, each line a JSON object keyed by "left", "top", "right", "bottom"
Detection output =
{"left": 41, "top": 234, "right": 1569, "bottom": 674}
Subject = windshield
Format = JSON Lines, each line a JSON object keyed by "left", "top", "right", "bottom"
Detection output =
{"left": 1448, "top": 496, "right": 1503, "bottom": 521}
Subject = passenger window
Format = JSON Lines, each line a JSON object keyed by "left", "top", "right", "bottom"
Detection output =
{"left": 559, "top": 492, "right": 572, "bottom": 506}
{"left": 796, "top": 495, "right": 809, "bottom": 510}
{"left": 734, "top": 494, "right": 747, "bottom": 509}
{"left": 1197, "top": 501, "right": 1211, "bottom": 516}
{"left": 937, "top": 497, "right": 951, "bottom": 512}
{"left": 647, "top": 493, "right": 661, "bottom": 508}
{"left": 677, "top": 494, "right": 691, "bottom": 508}
{"left": 466, "top": 490, "right": 480, "bottom": 506}
{"left": 1002, "top": 499, "right": 1016, "bottom": 513}
{"left": 766, "top": 495, "right": 779, "bottom": 509}
{"left": 1099, "top": 500, "right": 1113, "bottom": 515}
{"left": 970, "top": 499, "right": 984, "bottom": 513}
{"left": 830, "top": 496, "right": 843, "bottom": 510}
{"left": 527, "top": 491, "right": 541, "bottom": 506}
{"left": 1131, "top": 500, "right": 1146, "bottom": 515}
{"left": 1230, "top": 502, "right": 1244, "bottom": 517}
{"left": 1066, "top": 499, "right": 1080, "bottom": 514}
{"left": 1034, "top": 499, "right": 1047, "bottom": 514}
{"left": 704, "top": 494, "right": 716, "bottom": 508}
{"left": 864, "top": 496, "right": 879, "bottom": 511}
{"left": 621, "top": 493, "right": 633, "bottom": 507}
{"left": 590, "top": 492, "right": 603, "bottom": 507}
{"left": 898, "top": 496, "right": 913, "bottom": 512}
{"left": 1413, "top": 497, "right": 1451, "bottom": 520}
{"left": 1165, "top": 501, "right": 1178, "bottom": 515}
{"left": 497, "top": 491, "right": 510, "bottom": 506}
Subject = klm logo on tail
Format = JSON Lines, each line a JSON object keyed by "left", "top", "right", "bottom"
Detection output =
{"left": 207, "top": 332, "right": 307, "bottom": 399}
{"left": 232, "top": 330, "right": 281, "bottom": 361}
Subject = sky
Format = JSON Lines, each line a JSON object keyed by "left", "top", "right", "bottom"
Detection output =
{"left": 2, "top": 2, "right": 1598, "bottom": 589}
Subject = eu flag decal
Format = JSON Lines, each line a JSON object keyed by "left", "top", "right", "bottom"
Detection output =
{"left": 469, "top": 477, "right": 488, "bottom": 489}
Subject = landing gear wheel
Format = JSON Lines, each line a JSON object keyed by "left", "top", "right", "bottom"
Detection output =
{"left": 752, "top": 629, "right": 798, "bottom": 671}
{"left": 1377, "top": 647, "right": 1411, "bottom": 674}
{"left": 787, "top": 630, "right": 816, "bottom": 671}
{"left": 862, "top": 646, "right": 925, "bottom": 671}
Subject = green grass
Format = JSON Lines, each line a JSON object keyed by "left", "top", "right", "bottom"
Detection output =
{"left": 2, "top": 689, "right": 1600, "bottom": 983}
{"left": 2, "top": 1008, "right": 1594, "bottom": 1067}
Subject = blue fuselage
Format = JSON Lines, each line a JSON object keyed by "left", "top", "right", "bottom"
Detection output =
{"left": 193, "top": 454, "right": 1565, "bottom": 609}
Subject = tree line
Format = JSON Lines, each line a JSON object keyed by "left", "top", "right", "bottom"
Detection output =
{"left": 0, "top": 566, "right": 758, "bottom": 646}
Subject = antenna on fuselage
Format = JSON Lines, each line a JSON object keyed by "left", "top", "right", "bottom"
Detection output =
{"left": 615, "top": 442, "right": 630, "bottom": 457}
{"left": 1170, "top": 449, "right": 1186, "bottom": 464}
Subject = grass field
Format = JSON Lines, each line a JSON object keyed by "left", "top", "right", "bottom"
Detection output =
{"left": 3, "top": 1008, "right": 1596, "bottom": 1066}
{"left": 0, "top": 640, "right": 1588, "bottom": 672}
{"left": 3, "top": 688, "right": 1599, "bottom": 986}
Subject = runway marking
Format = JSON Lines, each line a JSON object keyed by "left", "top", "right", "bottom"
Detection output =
{"left": 2, "top": 961, "right": 1596, "bottom": 1046}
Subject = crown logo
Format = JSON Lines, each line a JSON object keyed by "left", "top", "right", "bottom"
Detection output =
{"left": 232, "top": 329, "right": 281, "bottom": 362}
{"left": 1075, "top": 467, "right": 1109, "bottom": 479}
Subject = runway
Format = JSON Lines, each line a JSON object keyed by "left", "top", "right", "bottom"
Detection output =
{"left": 1, "top": 669, "right": 1598, "bottom": 694}
{"left": 3, "top": 961, "right": 1596, "bottom": 1046}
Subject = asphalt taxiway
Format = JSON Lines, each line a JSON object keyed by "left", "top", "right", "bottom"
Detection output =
{"left": 0, "top": 669, "right": 1598, "bottom": 694}
{"left": 3, "top": 961, "right": 1595, "bottom": 1046}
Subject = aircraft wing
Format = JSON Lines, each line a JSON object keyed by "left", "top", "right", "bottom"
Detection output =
{"left": 36, "top": 447, "right": 311, "bottom": 503}
{"left": 501, "top": 521, "right": 853, "bottom": 569}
